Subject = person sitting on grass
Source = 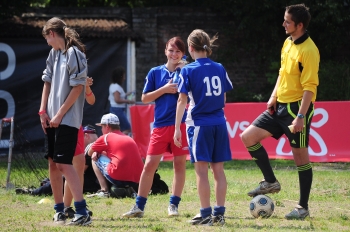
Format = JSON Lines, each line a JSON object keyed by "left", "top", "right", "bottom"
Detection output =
{"left": 87, "top": 113, "right": 144, "bottom": 198}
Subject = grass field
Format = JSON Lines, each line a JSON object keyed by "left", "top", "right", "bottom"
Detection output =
{"left": 0, "top": 159, "right": 350, "bottom": 231}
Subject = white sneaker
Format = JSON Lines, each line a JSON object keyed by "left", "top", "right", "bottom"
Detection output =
{"left": 168, "top": 204, "right": 179, "bottom": 216}
{"left": 86, "top": 190, "right": 109, "bottom": 198}
{"left": 122, "top": 205, "right": 144, "bottom": 218}
{"left": 53, "top": 212, "right": 66, "bottom": 225}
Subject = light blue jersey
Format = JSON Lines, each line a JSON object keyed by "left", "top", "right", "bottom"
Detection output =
{"left": 143, "top": 65, "right": 186, "bottom": 128}
{"left": 179, "top": 58, "right": 233, "bottom": 126}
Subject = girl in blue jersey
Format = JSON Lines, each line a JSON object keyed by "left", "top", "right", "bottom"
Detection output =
{"left": 174, "top": 29, "right": 233, "bottom": 226}
{"left": 123, "top": 37, "right": 189, "bottom": 218}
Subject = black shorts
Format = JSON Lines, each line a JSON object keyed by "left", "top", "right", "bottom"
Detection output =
{"left": 252, "top": 101, "right": 314, "bottom": 148}
{"left": 44, "top": 125, "right": 78, "bottom": 164}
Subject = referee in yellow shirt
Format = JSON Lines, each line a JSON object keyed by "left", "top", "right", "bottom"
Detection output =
{"left": 241, "top": 3, "right": 319, "bottom": 220}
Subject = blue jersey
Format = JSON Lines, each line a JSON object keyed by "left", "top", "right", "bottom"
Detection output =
{"left": 179, "top": 58, "right": 233, "bottom": 126}
{"left": 143, "top": 65, "right": 187, "bottom": 128}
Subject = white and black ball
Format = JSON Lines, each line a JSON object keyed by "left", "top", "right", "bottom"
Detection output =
{"left": 249, "top": 194, "right": 275, "bottom": 218}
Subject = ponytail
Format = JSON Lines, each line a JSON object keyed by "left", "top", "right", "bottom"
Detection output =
{"left": 63, "top": 26, "right": 86, "bottom": 54}
{"left": 42, "top": 17, "right": 86, "bottom": 54}
{"left": 188, "top": 29, "right": 218, "bottom": 56}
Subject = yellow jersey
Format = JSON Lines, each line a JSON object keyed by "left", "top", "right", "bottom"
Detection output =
{"left": 277, "top": 33, "right": 320, "bottom": 103}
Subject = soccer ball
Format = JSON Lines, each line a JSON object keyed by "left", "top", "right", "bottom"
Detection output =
{"left": 249, "top": 194, "right": 275, "bottom": 218}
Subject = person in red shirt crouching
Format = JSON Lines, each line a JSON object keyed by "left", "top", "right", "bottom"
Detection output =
{"left": 87, "top": 113, "right": 143, "bottom": 198}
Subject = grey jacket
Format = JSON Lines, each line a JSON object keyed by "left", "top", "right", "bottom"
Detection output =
{"left": 42, "top": 46, "right": 87, "bottom": 129}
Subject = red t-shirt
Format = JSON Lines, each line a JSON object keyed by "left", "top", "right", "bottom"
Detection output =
{"left": 91, "top": 131, "right": 143, "bottom": 183}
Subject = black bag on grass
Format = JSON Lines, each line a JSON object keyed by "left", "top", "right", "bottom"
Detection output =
{"left": 150, "top": 170, "right": 169, "bottom": 195}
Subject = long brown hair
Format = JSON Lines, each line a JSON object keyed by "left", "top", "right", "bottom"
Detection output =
{"left": 187, "top": 29, "right": 218, "bottom": 56}
{"left": 42, "top": 17, "right": 86, "bottom": 54}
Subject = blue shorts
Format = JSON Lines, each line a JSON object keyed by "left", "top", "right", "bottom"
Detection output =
{"left": 95, "top": 155, "right": 137, "bottom": 188}
{"left": 95, "top": 155, "right": 111, "bottom": 176}
{"left": 186, "top": 123, "right": 232, "bottom": 163}
{"left": 110, "top": 107, "right": 131, "bottom": 131}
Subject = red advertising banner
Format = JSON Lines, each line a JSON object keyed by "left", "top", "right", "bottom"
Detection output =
{"left": 130, "top": 101, "right": 350, "bottom": 162}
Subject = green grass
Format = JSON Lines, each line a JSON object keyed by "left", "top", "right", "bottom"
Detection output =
{"left": 1, "top": 160, "right": 350, "bottom": 231}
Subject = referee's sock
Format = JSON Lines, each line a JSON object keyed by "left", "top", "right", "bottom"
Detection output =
{"left": 247, "top": 143, "right": 277, "bottom": 183}
{"left": 297, "top": 163, "right": 313, "bottom": 210}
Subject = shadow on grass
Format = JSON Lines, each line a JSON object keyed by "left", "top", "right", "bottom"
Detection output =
{"left": 158, "top": 159, "right": 296, "bottom": 170}
{"left": 158, "top": 159, "right": 350, "bottom": 171}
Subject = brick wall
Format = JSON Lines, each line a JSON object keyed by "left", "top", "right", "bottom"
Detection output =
{"left": 132, "top": 7, "right": 264, "bottom": 102}
{"left": 18, "top": 6, "right": 266, "bottom": 102}
{"left": 132, "top": 8, "right": 159, "bottom": 97}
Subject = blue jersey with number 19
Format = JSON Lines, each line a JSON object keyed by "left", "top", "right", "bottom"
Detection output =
{"left": 179, "top": 58, "right": 233, "bottom": 126}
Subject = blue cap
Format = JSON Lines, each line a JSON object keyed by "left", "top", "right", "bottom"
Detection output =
{"left": 83, "top": 125, "right": 96, "bottom": 134}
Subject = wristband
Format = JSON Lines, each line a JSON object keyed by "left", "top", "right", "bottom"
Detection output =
{"left": 38, "top": 110, "right": 46, "bottom": 115}
{"left": 270, "top": 95, "right": 277, "bottom": 98}
{"left": 86, "top": 91, "right": 93, "bottom": 96}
